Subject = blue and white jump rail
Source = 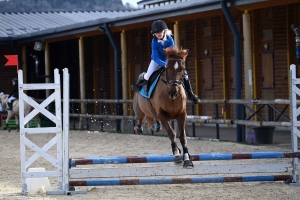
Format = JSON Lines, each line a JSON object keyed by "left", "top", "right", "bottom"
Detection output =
{"left": 68, "top": 151, "right": 299, "bottom": 186}
{"left": 70, "top": 152, "right": 300, "bottom": 166}
{"left": 69, "top": 175, "right": 292, "bottom": 187}
{"left": 18, "top": 64, "right": 300, "bottom": 195}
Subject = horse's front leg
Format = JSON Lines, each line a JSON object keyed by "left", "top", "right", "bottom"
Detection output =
{"left": 177, "top": 113, "right": 193, "bottom": 168}
{"left": 133, "top": 95, "right": 145, "bottom": 134}
{"left": 158, "top": 112, "right": 182, "bottom": 164}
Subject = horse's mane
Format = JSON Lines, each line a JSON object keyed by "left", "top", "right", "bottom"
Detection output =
{"left": 164, "top": 47, "right": 189, "bottom": 60}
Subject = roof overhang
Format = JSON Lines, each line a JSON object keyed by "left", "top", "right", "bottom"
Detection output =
{"left": 1, "top": 0, "right": 299, "bottom": 44}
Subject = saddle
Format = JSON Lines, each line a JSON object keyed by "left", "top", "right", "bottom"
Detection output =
{"left": 6, "top": 99, "right": 18, "bottom": 110}
{"left": 138, "top": 67, "right": 165, "bottom": 99}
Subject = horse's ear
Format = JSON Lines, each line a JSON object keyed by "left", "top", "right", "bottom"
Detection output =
{"left": 179, "top": 49, "right": 189, "bottom": 60}
{"left": 182, "top": 49, "right": 189, "bottom": 55}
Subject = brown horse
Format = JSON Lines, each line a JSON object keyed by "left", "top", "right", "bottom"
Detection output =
{"left": 133, "top": 47, "right": 193, "bottom": 168}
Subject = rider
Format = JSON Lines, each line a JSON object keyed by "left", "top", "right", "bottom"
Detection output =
{"left": 132, "top": 20, "right": 201, "bottom": 104}
{"left": 7, "top": 78, "right": 18, "bottom": 110}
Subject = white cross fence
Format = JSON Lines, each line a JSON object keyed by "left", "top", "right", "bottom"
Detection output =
{"left": 18, "top": 65, "right": 300, "bottom": 195}
{"left": 19, "top": 68, "right": 84, "bottom": 195}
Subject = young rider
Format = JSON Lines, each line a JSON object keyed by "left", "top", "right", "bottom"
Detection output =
{"left": 133, "top": 20, "right": 201, "bottom": 104}
{"left": 7, "top": 78, "right": 18, "bottom": 110}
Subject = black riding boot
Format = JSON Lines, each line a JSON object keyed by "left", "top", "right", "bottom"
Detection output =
{"left": 183, "top": 75, "right": 201, "bottom": 104}
{"left": 131, "top": 72, "right": 148, "bottom": 92}
{"left": 7, "top": 102, "right": 12, "bottom": 110}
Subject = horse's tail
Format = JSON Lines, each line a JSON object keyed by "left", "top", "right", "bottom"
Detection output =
{"left": 145, "top": 116, "right": 155, "bottom": 130}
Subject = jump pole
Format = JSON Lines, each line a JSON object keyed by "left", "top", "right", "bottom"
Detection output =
{"left": 70, "top": 175, "right": 292, "bottom": 187}
{"left": 70, "top": 152, "right": 300, "bottom": 166}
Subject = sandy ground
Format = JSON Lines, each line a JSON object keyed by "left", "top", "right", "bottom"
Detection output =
{"left": 0, "top": 129, "right": 299, "bottom": 200}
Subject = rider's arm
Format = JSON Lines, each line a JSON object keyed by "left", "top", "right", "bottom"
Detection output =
{"left": 151, "top": 39, "right": 166, "bottom": 67}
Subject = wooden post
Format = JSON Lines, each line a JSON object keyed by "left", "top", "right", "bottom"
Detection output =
{"left": 45, "top": 42, "right": 50, "bottom": 98}
{"left": 121, "top": 30, "right": 128, "bottom": 116}
{"left": 79, "top": 37, "right": 86, "bottom": 129}
{"left": 173, "top": 21, "right": 180, "bottom": 48}
{"left": 22, "top": 46, "right": 27, "bottom": 84}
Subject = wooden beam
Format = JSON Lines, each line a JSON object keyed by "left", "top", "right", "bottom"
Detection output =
{"left": 234, "top": 0, "right": 299, "bottom": 11}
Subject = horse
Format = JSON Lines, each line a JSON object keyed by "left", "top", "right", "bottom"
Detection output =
{"left": 0, "top": 94, "right": 40, "bottom": 132}
{"left": 133, "top": 47, "right": 193, "bottom": 168}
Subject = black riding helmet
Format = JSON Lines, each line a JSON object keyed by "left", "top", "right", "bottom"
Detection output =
{"left": 151, "top": 20, "right": 168, "bottom": 34}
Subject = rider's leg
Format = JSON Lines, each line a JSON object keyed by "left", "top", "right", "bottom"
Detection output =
{"left": 7, "top": 96, "right": 15, "bottom": 110}
{"left": 132, "top": 60, "right": 160, "bottom": 91}
{"left": 182, "top": 70, "right": 201, "bottom": 104}
{"left": 131, "top": 72, "right": 147, "bottom": 92}
{"left": 136, "top": 72, "right": 146, "bottom": 86}
{"left": 144, "top": 60, "right": 160, "bottom": 81}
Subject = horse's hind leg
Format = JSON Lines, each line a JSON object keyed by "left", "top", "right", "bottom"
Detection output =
{"left": 134, "top": 118, "right": 144, "bottom": 134}
{"left": 35, "top": 114, "right": 41, "bottom": 128}
{"left": 177, "top": 113, "right": 193, "bottom": 168}
{"left": 15, "top": 116, "right": 19, "bottom": 132}
{"left": 133, "top": 94, "right": 145, "bottom": 134}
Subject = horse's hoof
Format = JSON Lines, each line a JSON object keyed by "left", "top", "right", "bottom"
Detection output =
{"left": 134, "top": 125, "right": 143, "bottom": 134}
{"left": 7, "top": 128, "right": 11, "bottom": 132}
{"left": 183, "top": 160, "right": 194, "bottom": 169}
{"left": 174, "top": 154, "right": 183, "bottom": 164}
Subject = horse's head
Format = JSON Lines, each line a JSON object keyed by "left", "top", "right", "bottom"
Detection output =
{"left": 0, "top": 94, "right": 9, "bottom": 109}
{"left": 163, "top": 47, "right": 189, "bottom": 99}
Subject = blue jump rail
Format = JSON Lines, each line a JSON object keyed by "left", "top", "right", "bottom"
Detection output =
{"left": 70, "top": 151, "right": 300, "bottom": 167}
{"left": 69, "top": 175, "right": 292, "bottom": 186}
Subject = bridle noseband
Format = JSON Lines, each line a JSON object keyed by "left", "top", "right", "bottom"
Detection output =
{"left": 162, "top": 58, "right": 185, "bottom": 87}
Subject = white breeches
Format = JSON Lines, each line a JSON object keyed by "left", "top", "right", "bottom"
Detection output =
{"left": 8, "top": 96, "right": 16, "bottom": 103}
{"left": 144, "top": 60, "right": 161, "bottom": 80}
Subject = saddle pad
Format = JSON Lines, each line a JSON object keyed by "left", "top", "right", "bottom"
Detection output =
{"left": 138, "top": 74, "right": 161, "bottom": 99}
{"left": 13, "top": 99, "right": 18, "bottom": 107}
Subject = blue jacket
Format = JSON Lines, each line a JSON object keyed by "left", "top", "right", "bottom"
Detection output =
{"left": 151, "top": 35, "right": 174, "bottom": 66}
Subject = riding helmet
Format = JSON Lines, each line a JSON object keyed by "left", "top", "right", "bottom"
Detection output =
{"left": 151, "top": 20, "right": 168, "bottom": 34}
{"left": 12, "top": 78, "right": 18, "bottom": 82}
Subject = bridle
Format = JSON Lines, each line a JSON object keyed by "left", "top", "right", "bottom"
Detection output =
{"left": 162, "top": 57, "right": 185, "bottom": 87}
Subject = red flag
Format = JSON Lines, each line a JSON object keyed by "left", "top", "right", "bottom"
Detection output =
{"left": 4, "top": 55, "right": 18, "bottom": 73}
